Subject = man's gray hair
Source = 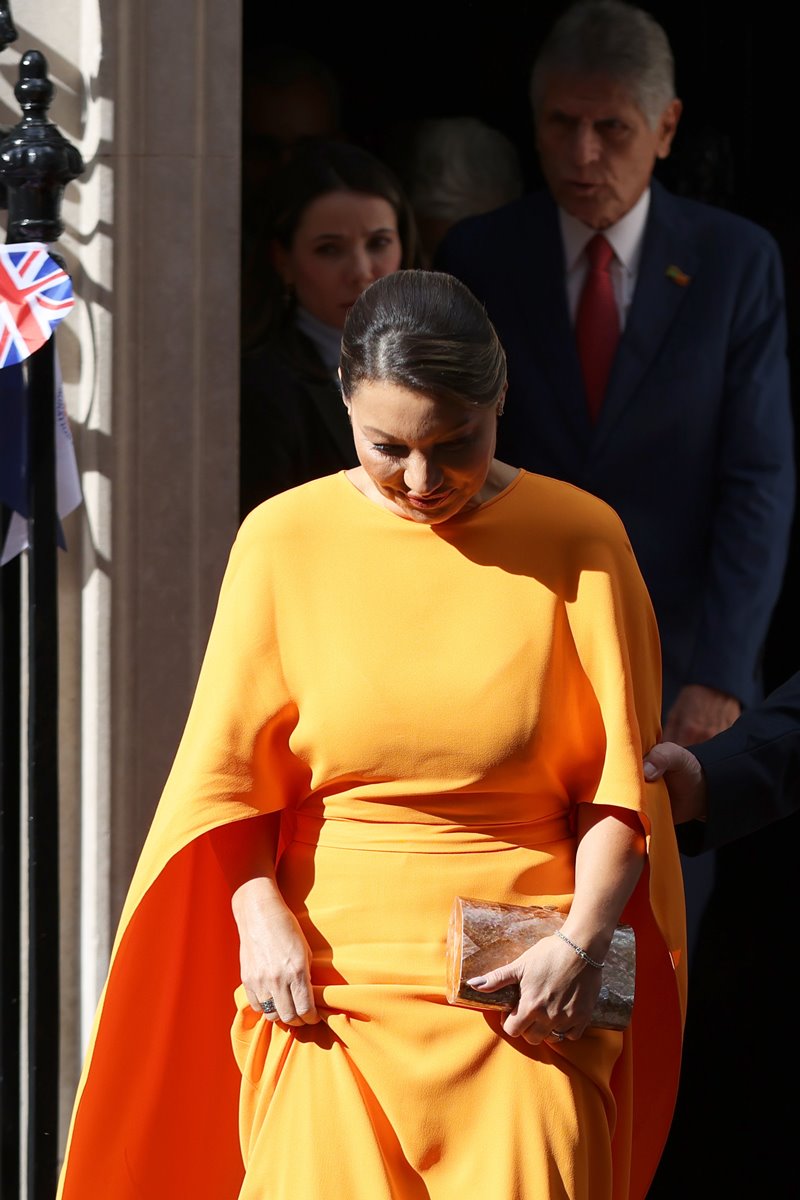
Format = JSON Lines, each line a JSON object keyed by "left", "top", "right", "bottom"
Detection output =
{"left": 530, "top": 0, "right": 676, "bottom": 129}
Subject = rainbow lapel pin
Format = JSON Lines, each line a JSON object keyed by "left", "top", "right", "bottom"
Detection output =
{"left": 665, "top": 264, "right": 691, "bottom": 287}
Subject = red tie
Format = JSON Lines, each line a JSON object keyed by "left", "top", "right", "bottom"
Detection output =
{"left": 575, "top": 234, "right": 620, "bottom": 422}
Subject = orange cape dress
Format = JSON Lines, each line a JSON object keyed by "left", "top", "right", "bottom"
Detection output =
{"left": 57, "top": 470, "right": 686, "bottom": 1199}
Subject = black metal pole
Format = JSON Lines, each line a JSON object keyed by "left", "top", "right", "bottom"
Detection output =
{"left": 0, "top": 8, "right": 22, "bottom": 1194}
{"left": 0, "top": 39, "right": 83, "bottom": 1200}
{"left": 24, "top": 338, "right": 60, "bottom": 1198}
{"left": 0, "top": 510, "right": 21, "bottom": 1199}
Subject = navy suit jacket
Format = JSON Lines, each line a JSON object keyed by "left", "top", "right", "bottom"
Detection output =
{"left": 435, "top": 180, "right": 795, "bottom": 712}
{"left": 677, "top": 669, "right": 800, "bottom": 854}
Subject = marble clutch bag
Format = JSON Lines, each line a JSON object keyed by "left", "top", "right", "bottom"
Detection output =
{"left": 445, "top": 896, "right": 636, "bottom": 1031}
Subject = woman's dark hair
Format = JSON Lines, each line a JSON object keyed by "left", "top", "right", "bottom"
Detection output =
{"left": 340, "top": 270, "right": 507, "bottom": 408}
{"left": 242, "top": 139, "right": 420, "bottom": 351}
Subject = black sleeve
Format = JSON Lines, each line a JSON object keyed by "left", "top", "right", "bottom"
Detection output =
{"left": 680, "top": 670, "right": 800, "bottom": 853}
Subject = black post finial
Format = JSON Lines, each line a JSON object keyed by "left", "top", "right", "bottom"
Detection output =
{"left": 0, "top": 50, "right": 84, "bottom": 245}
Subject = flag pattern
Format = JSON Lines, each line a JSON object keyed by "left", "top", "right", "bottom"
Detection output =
{"left": 0, "top": 242, "right": 75, "bottom": 367}
{"left": 0, "top": 241, "right": 82, "bottom": 564}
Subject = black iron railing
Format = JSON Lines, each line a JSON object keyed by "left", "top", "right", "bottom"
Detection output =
{"left": 0, "top": 14, "right": 84, "bottom": 1197}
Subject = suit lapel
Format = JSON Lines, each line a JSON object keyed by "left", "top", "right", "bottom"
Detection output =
{"left": 593, "top": 182, "right": 698, "bottom": 449}
{"left": 516, "top": 195, "right": 590, "bottom": 440}
{"left": 283, "top": 326, "right": 357, "bottom": 463}
{"left": 306, "top": 378, "right": 356, "bottom": 462}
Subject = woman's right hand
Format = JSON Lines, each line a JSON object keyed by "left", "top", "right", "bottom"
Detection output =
{"left": 232, "top": 876, "right": 320, "bottom": 1025}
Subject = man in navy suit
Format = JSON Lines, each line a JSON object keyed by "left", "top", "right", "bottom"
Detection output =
{"left": 435, "top": 3, "right": 795, "bottom": 1191}
{"left": 434, "top": 0, "right": 794, "bottom": 747}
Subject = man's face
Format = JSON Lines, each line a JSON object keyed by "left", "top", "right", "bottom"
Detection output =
{"left": 535, "top": 72, "right": 681, "bottom": 229}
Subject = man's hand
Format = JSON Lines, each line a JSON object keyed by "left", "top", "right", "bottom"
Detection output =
{"left": 662, "top": 684, "right": 740, "bottom": 745}
{"left": 643, "top": 742, "right": 708, "bottom": 824}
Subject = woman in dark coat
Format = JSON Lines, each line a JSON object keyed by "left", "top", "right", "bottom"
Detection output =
{"left": 240, "top": 139, "right": 420, "bottom": 518}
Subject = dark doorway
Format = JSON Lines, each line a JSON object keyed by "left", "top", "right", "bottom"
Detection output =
{"left": 240, "top": 1, "right": 800, "bottom": 692}
{"left": 241, "top": 2, "right": 788, "bottom": 222}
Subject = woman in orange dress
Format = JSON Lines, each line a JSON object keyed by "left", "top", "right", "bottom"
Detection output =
{"left": 57, "top": 270, "right": 685, "bottom": 1200}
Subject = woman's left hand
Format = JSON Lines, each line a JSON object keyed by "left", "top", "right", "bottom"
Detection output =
{"left": 467, "top": 933, "right": 603, "bottom": 1044}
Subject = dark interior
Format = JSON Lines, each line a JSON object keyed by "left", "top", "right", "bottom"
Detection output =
{"left": 240, "top": 1, "right": 800, "bottom": 691}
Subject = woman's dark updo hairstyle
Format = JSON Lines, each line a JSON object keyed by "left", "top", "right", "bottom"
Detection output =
{"left": 340, "top": 270, "right": 507, "bottom": 409}
{"left": 242, "top": 138, "right": 420, "bottom": 352}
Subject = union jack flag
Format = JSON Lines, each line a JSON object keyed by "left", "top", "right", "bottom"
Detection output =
{"left": 0, "top": 242, "right": 75, "bottom": 367}
{"left": 0, "top": 242, "right": 82, "bottom": 564}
